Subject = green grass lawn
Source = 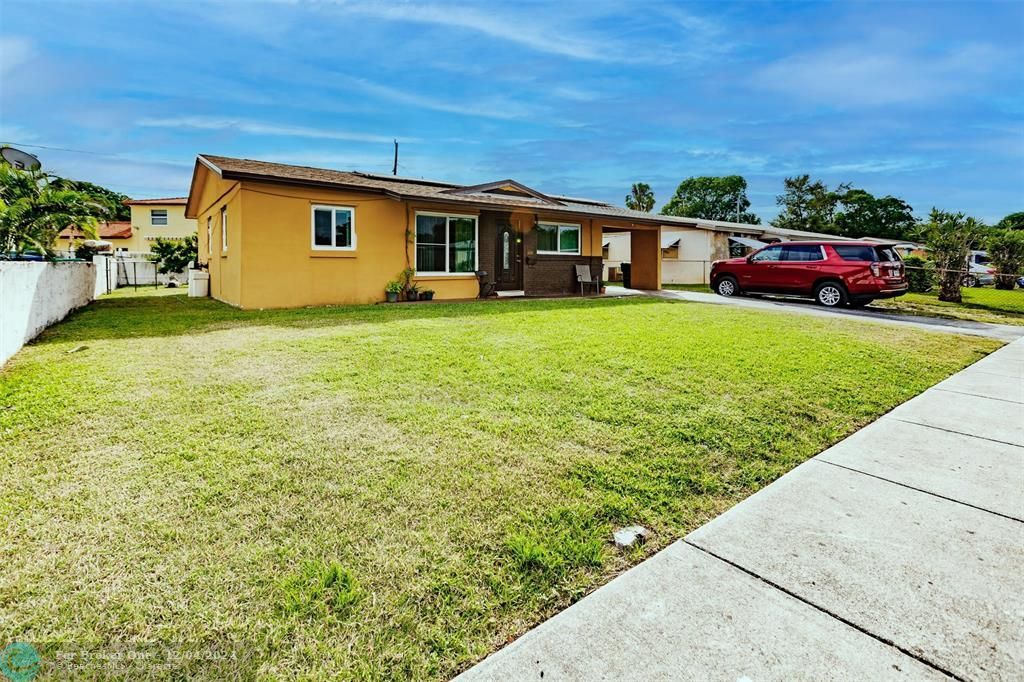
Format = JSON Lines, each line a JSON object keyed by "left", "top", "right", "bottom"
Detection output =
{"left": 661, "top": 283, "right": 713, "bottom": 293}
{"left": 0, "top": 292, "right": 999, "bottom": 679}
{"left": 870, "top": 287, "right": 1024, "bottom": 326}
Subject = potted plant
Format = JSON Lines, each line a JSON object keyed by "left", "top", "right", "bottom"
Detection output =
{"left": 421, "top": 288, "right": 435, "bottom": 301}
{"left": 599, "top": 277, "right": 606, "bottom": 294}
{"left": 385, "top": 280, "right": 401, "bottom": 302}
{"left": 406, "top": 283, "right": 420, "bottom": 301}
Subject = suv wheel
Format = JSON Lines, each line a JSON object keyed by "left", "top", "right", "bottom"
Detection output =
{"left": 815, "top": 282, "right": 848, "bottom": 307}
{"left": 715, "top": 276, "right": 739, "bottom": 297}
{"left": 961, "top": 274, "right": 979, "bottom": 288}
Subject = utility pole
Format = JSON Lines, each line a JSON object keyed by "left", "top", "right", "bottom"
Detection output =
{"left": 393, "top": 139, "right": 398, "bottom": 176}
{"left": 736, "top": 192, "right": 740, "bottom": 222}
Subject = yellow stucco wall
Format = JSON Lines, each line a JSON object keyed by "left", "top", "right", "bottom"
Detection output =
{"left": 193, "top": 167, "right": 243, "bottom": 306}
{"left": 233, "top": 182, "right": 481, "bottom": 309}
{"left": 127, "top": 203, "right": 197, "bottom": 253}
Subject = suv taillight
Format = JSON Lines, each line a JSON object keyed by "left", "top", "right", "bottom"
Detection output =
{"left": 870, "top": 262, "right": 881, "bottom": 277}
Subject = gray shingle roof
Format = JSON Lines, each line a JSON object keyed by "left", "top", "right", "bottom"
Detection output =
{"left": 198, "top": 154, "right": 691, "bottom": 227}
{"left": 196, "top": 155, "right": 843, "bottom": 239}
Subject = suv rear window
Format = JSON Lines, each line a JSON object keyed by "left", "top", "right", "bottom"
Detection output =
{"left": 832, "top": 244, "right": 877, "bottom": 261}
{"left": 874, "top": 246, "right": 901, "bottom": 262}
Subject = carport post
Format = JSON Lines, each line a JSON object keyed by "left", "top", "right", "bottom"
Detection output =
{"left": 628, "top": 227, "right": 662, "bottom": 290}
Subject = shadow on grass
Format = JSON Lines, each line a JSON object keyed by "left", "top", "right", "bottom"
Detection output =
{"left": 33, "top": 292, "right": 666, "bottom": 344}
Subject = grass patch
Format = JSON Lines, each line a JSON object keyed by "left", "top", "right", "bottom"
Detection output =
{"left": 0, "top": 291, "right": 999, "bottom": 678}
{"left": 661, "top": 283, "right": 713, "bottom": 293}
{"left": 870, "top": 287, "right": 1024, "bottom": 326}
{"left": 278, "top": 561, "right": 365, "bottom": 620}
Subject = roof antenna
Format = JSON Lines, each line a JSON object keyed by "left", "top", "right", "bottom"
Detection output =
{"left": 392, "top": 139, "right": 398, "bottom": 176}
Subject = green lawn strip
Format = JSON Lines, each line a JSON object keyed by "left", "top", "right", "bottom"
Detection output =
{"left": 0, "top": 294, "right": 999, "bottom": 678}
{"left": 660, "top": 283, "right": 713, "bottom": 293}
{"left": 870, "top": 288, "right": 1024, "bottom": 326}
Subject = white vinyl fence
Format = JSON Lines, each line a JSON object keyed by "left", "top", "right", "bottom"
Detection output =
{"left": 0, "top": 260, "right": 96, "bottom": 366}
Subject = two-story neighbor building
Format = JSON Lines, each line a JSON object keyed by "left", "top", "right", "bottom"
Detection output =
{"left": 122, "top": 197, "right": 196, "bottom": 253}
{"left": 57, "top": 197, "right": 197, "bottom": 255}
{"left": 185, "top": 154, "right": 667, "bottom": 309}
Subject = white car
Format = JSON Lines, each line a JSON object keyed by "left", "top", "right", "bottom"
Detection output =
{"left": 963, "top": 251, "right": 995, "bottom": 287}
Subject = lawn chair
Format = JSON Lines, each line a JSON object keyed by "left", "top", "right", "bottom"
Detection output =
{"left": 575, "top": 264, "right": 597, "bottom": 295}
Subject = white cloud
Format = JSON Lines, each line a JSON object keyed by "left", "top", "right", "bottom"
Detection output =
{"left": 751, "top": 42, "right": 1004, "bottom": 106}
{"left": 330, "top": 2, "right": 619, "bottom": 62}
{"left": 335, "top": 76, "right": 537, "bottom": 121}
{"left": 136, "top": 116, "right": 405, "bottom": 144}
{"left": 820, "top": 158, "right": 945, "bottom": 174}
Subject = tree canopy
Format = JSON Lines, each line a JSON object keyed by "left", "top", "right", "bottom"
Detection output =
{"left": 833, "top": 190, "right": 917, "bottom": 241}
{"left": 624, "top": 182, "right": 655, "bottom": 212}
{"left": 995, "top": 211, "right": 1024, "bottom": 231}
{"left": 772, "top": 175, "right": 919, "bottom": 240}
{"left": 0, "top": 165, "right": 110, "bottom": 256}
{"left": 51, "top": 178, "right": 131, "bottom": 220}
{"left": 660, "top": 175, "right": 759, "bottom": 223}
{"left": 772, "top": 175, "right": 848, "bottom": 234}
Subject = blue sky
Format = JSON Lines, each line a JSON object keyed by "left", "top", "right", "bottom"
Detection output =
{"left": 1, "top": 0, "right": 1022, "bottom": 223}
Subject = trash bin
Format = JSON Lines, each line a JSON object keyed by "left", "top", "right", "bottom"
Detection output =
{"left": 188, "top": 269, "right": 209, "bottom": 297}
{"left": 621, "top": 262, "right": 632, "bottom": 289}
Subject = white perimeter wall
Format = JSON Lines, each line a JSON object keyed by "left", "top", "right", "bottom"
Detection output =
{"left": 1, "top": 261, "right": 96, "bottom": 366}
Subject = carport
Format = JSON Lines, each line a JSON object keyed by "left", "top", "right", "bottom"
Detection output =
{"left": 600, "top": 222, "right": 662, "bottom": 290}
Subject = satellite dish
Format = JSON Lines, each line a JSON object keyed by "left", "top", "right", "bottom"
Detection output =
{"left": 1, "top": 146, "right": 41, "bottom": 171}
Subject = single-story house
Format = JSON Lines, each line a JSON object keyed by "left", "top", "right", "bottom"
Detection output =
{"left": 57, "top": 221, "right": 134, "bottom": 252}
{"left": 185, "top": 154, "right": 676, "bottom": 309}
{"left": 602, "top": 220, "right": 853, "bottom": 285}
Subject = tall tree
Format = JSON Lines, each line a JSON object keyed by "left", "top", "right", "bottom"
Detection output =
{"left": 833, "top": 190, "right": 918, "bottom": 241}
{"left": 995, "top": 211, "right": 1024, "bottom": 231}
{"left": 625, "top": 182, "right": 655, "bottom": 212}
{"left": 0, "top": 165, "right": 107, "bottom": 256}
{"left": 660, "top": 175, "right": 758, "bottom": 223}
{"left": 915, "top": 209, "right": 986, "bottom": 302}
{"left": 772, "top": 175, "right": 847, "bottom": 233}
{"left": 51, "top": 178, "right": 131, "bottom": 220}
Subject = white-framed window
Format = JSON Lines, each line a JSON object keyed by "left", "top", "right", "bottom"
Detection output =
{"left": 221, "top": 206, "right": 228, "bottom": 252}
{"left": 150, "top": 209, "right": 168, "bottom": 226}
{"left": 414, "top": 212, "right": 478, "bottom": 274}
{"left": 206, "top": 216, "right": 212, "bottom": 257}
{"left": 537, "top": 222, "right": 581, "bottom": 255}
{"left": 311, "top": 205, "right": 355, "bottom": 250}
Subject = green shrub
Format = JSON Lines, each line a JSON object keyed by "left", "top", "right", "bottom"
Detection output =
{"left": 74, "top": 243, "right": 99, "bottom": 262}
{"left": 902, "top": 255, "right": 935, "bottom": 293}
{"left": 985, "top": 229, "right": 1024, "bottom": 290}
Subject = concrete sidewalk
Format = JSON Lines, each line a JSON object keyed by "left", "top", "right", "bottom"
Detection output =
{"left": 615, "top": 286, "right": 1024, "bottom": 342}
{"left": 459, "top": 339, "right": 1024, "bottom": 680}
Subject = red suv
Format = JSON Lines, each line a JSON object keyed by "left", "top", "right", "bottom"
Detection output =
{"left": 710, "top": 241, "right": 908, "bottom": 307}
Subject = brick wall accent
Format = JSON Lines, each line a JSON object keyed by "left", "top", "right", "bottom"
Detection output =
{"left": 523, "top": 255, "right": 602, "bottom": 295}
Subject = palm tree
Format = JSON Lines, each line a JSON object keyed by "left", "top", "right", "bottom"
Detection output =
{"left": 0, "top": 164, "right": 107, "bottom": 256}
{"left": 625, "top": 182, "right": 655, "bottom": 212}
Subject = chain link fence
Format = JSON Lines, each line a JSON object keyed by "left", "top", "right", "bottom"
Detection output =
{"left": 898, "top": 264, "right": 1024, "bottom": 318}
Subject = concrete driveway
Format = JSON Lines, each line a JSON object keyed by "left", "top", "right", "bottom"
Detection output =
{"left": 458, "top": 338, "right": 1024, "bottom": 680}
{"left": 613, "top": 286, "right": 1024, "bottom": 342}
